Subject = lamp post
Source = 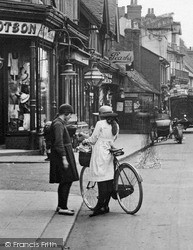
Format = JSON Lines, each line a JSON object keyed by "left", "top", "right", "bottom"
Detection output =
{"left": 60, "top": 62, "right": 77, "bottom": 103}
{"left": 84, "top": 62, "right": 104, "bottom": 86}
{"left": 55, "top": 28, "right": 78, "bottom": 104}
{"left": 84, "top": 62, "right": 104, "bottom": 126}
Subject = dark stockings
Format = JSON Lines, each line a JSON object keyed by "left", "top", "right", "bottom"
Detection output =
{"left": 58, "top": 182, "right": 72, "bottom": 209}
{"left": 95, "top": 179, "right": 114, "bottom": 211}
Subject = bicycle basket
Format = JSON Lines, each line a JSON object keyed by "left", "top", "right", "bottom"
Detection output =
{"left": 111, "top": 184, "right": 134, "bottom": 200}
{"left": 79, "top": 151, "right": 91, "bottom": 167}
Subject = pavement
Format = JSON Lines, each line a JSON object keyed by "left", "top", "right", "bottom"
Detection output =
{"left": 0, "top": 133, "right": 150, "bottom": 248}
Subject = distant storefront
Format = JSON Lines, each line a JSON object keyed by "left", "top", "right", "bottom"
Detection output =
{"left": 116, "top": 70, "right": 160, "bottom": 133}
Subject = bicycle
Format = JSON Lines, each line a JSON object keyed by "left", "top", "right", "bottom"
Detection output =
{"left": 79, "top": 147, "right": 143, "bottom": 214}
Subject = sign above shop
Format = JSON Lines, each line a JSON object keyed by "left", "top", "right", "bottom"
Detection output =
{"left": 0, "top": 20, "right": 55, "bottom": 42}
{"left": 71, "top": 52, "right": 89, "bottom": 65}
{"left": 38, "top": 25, "right": 55, "bottom": 43}
{"left": 109, "top": 51, "right": 134, "bottom": 64}
{"left": 102, "top": 73, "right": 112, "bottom": 84}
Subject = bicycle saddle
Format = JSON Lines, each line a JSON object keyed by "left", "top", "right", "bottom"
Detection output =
{"left": 110, "top": 148, "right": 124, "bottom": 156}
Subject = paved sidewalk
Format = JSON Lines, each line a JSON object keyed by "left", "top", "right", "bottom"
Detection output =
{"left": 0, "top": 133, "right": 150, "bottom": 247}
{"left": 0, "top": 134, "right": 150, "bottom": 163}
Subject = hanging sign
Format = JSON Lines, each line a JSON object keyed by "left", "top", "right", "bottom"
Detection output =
{"left": 0, "top": 20, "right": 55, "bottom": 42}
{"left": 38, "top": 25, "right": 55, "bottom": 42}
{"left": 71, "top": 52, "right": 89, "bottom": 65}
{"left": 102, "top": 73, "right": 112, "bottom": 84}
{"left": 109, "top": 51, "right": 134, "bottom": 64}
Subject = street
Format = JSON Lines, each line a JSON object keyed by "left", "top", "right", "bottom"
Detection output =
{"left": 65, "top": 131, "right": 193, "bottom": 250}
{"left": 1, "top": 131, "right": 193, "bottom": 250}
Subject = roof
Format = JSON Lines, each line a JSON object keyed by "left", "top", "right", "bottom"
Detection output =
{"left": 81, "top": 0, "right": 117, "bottom": 35}
{"left": 184, "top": 52, "right": 193, "bottom": 75}
{"left": 125, "top": 70, "right": 160, "bottom": 94}
{"left": 115, "top": 63, "right": 159, "bottom": 94}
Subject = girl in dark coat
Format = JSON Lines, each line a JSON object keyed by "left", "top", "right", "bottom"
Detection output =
{"left": 49, "top": 104, "right": 79, "bottom": 215}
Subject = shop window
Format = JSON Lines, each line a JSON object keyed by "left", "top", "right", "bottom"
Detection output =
{"left": 38, "top": 47, "right": 50, "bottom": 130}
{"left": 7, "top": 44, "right": 51, "bottom": 133}
{"left": 8, "top": 49, "right": 31, "bottom": 132}
{"left": 139, "top": 95, "right": 154, "bottom": 113}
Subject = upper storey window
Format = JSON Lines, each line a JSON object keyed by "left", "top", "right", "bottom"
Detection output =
{"left": 8, "top": 0, "right": 79, "bottom": 24}
{"left": 55, "top": 0, "right": 79, "bottom": 24}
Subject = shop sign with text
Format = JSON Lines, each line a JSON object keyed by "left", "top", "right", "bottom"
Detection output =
{"left": 0, "top": 20, "right": 55, "bottom": 42}
{"left": 109, "top": 51, "right": 134, "bottom": 64}
{"left": 102, "top": 73, "right": 112, "bottom": 84}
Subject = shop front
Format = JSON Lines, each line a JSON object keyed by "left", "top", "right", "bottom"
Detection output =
{"left": 116, "top": 93, "right": 156, "bottom": 133}
{"left": 116, "top": 70, "right": 160, "bottom": 133}
{"left": 0, "top": 6, "right": 63, "bottom": 149}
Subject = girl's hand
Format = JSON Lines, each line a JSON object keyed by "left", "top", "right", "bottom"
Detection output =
{"left": 78, "top": 132, "right": 89, "bottom": 139}
{"left": 82, "top": 139, "right": 88, "bottom": 146}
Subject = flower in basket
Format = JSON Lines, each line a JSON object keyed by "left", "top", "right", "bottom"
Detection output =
{"left": 78, "top": 144, "right": 92, "bottom": 153}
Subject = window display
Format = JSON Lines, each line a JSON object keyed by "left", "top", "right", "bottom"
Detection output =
{"left": 8, "top": 50, "right": 31, "bottom": 132}
{"left": 38, "top": 47, "right": 50, "bottom": 130}
{"left": 7, "top": 45, "right": 51, "bottom": 133}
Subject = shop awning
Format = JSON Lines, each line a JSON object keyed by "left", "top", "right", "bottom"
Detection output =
{"left": 115, "top": 63, "right": 160, "bottom": 94}
{"left": 125, "top": 70, "right": 160, "bottom": 94}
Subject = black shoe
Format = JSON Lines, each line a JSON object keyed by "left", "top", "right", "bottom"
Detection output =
{"left": 89, "top": 209, "right": 106, "bottom": 217}
{"left": 103, "top": 206, "right": 110, "bottom": 214}
{"left": 89, "top": 206, "right": 110, "bottom": 217}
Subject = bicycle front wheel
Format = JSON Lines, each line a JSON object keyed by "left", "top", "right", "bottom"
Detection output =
{"left": 114, "top": 163, "right": 143, "bottom": 214}
{"left": 80, "top": 166, "right": 98, "bottom": 210}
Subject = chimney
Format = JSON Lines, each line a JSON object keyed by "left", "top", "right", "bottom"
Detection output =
{"left": 124, "top": 28, "right": 141, "bottom": 71}
{"left": 145, "top": 7, "right": 156, "bottom": 19}
{"left": 131, "top": 0, "right": 138, "bottom": 5}
{"left": 127, "top": 0, "right": 142, "bottom": 20}
{"left": 118, "top": 6, "right": 126, "bottom": 18}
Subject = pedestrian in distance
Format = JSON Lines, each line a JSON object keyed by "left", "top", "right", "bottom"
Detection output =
{"left": 49, "top": 104, "right": 79, "bottom": 215}
{"left": 82, "top": 105, "right": 119, "bottom": 217}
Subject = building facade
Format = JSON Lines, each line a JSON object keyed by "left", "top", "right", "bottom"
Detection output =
{"left": 0, "top": 1, "right": 65, "bottom": 149}
{"left": 0, "top": 0, "right": 125, "bottom": 149}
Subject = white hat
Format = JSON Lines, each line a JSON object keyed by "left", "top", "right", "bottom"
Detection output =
{"left": 20, "top": 93, "right": 30, "bottom": 103}
{"left": 93, "top": 105, "right": 117, "bottom": 117}
{"left": 99, "top": 105, "right": 118, "bottom": 117}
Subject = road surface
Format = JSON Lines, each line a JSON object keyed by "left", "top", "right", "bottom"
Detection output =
{"left": 65, "top": 131, "right": 193, "bottom": 250}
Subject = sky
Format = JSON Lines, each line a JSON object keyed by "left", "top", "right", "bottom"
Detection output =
{"left": 118, "top": 0, "right": 193, "bottom": 48}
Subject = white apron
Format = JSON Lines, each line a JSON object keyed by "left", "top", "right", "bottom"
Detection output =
{"left": 86, "top": 120, "right": 119, "bottom": 182}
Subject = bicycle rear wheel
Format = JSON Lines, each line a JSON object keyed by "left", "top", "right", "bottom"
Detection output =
{"left": 114, "top": 163, "right": 143, "bottom": 214}
{"left": 80, "top": 166, "right": 98, "bottom": 210}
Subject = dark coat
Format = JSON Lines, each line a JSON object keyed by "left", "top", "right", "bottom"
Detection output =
{"left": 49, "top": 117, "right": 79, "bottom": 184}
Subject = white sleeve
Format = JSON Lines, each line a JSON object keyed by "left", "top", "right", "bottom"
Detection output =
{"left": 85, "top": 121, "right": 101, "bottom": 145}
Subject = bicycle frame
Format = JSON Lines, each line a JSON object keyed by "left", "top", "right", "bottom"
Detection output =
{"left": 113, "top": 152, "right": 143, "bottom": 183}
